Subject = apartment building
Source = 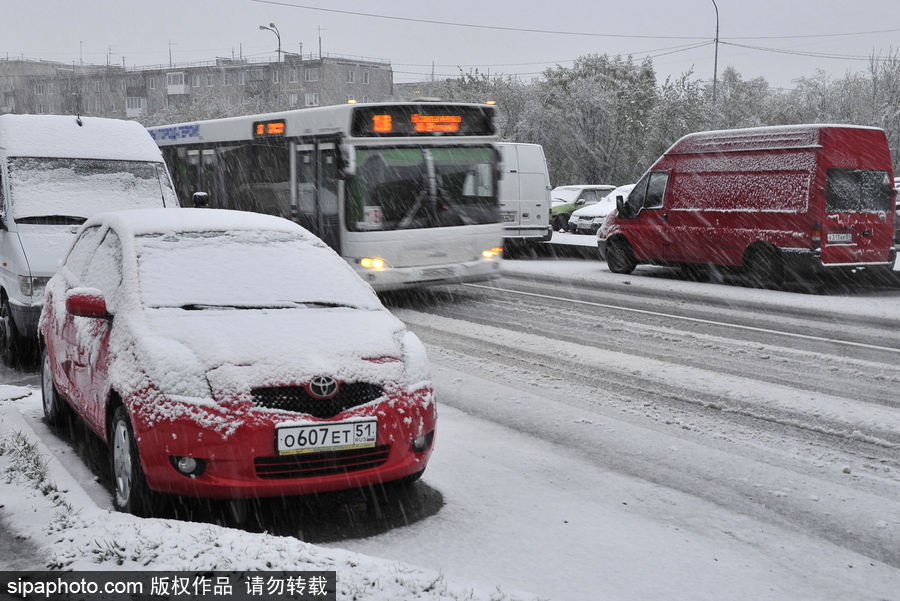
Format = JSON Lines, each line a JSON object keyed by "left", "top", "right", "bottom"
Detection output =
{"left": 0, "top": 53, "right": 394, "bottom": 122}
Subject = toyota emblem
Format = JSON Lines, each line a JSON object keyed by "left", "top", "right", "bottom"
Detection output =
{"left": 308, "top": 376, "right": 339, "bottom": 399}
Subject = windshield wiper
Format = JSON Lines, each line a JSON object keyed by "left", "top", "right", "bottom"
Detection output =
{"left": 15, "top": 215, "right": 87, "bottom": 225}
{"left": 176, "top": 301, "right": 359, "bottom": 311}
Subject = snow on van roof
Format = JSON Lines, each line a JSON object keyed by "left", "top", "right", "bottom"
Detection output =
{"left": 670, "top": 123, "right": 885, "bottom": 156}
{"left": 0, "top": 115, "right": 164, "bottom": 162}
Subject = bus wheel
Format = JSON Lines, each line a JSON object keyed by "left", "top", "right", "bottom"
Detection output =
{"left": 607, "top": 238, "right": 637, "bottom": 274}
{"left": 746, "top": 245, "right": 784, "bottom": 288}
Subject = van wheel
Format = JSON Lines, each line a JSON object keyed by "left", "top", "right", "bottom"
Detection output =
{"left": 746, "top": 246, "right": 784, "bottom": 288}
{"left": 607, "top": 238, "right": 637, "bottom": 274}
{"left": 0, "top": 298, "right": 26, "bottom": 367}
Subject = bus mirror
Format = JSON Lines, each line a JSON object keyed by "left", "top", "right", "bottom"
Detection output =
{"left": 339, "top": 144, "right": 356, "bottom": 178}
{"left": 192, "top": 192, "right": 210, "bottom": 208}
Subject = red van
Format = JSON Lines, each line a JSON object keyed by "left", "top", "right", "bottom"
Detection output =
{"left": 598, "top": 125, "right": 897, "bottom": 286}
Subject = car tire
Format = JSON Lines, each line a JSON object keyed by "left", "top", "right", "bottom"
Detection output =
{"left": 554, "top": 215, "right": 569, "bottom": 232}
{"left": 110, "top": 404, "right": 161, "bottom": 517}
{"left": 606, "top": 237, "right": 637, "bottom": 274}
{"left": 745, "top": 245, "right": 784, "bottom": 288}
{"left": 0, "top": 298, "right": 27, "bottom": 367}
{"left": 41, "top": 346, "right": 72, "bottom": 427}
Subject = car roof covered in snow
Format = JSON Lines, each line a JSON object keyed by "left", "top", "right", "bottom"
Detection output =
{"left": 83, "top": 207, "right": 310, "bottom": 238}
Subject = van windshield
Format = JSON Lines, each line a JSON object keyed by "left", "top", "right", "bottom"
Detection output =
{"left": 8, "top": 157, "right": 177, "bottom": 222}
{"left": 825, "top": 169, "right": 892, "bottom": 214}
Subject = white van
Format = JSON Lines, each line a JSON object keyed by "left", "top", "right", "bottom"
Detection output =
{"left": 498, "top": 143, "right": 552, "bottom": 246}
{"left": 0, "top": 115, "right": 178, "bottom": 365}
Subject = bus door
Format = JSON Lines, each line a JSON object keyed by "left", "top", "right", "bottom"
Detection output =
{"left": 180, "top": 148, "right": 219, "bottom": 207}
{"left": 295, "top": 142, "right": 341, "bottom": 251}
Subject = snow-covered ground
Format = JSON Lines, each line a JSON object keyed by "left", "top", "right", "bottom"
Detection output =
{"left": 2, "top": 248, "right": 899, "bottom": 600}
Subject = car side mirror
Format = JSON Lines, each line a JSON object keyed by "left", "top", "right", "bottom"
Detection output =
{"left": 66, "top": 288, "right": 109, "bottom": 318}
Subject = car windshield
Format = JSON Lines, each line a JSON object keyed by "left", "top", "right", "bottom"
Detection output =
{"left": 135, "top": 230, "right": 381, "bottom": 311}
{"left": 8, "top": 157, "right": 177, "bottom": 222}
{"left": 345, "top": 145, "right": 499, "bottom": 231}
{"left": 551, "top": 188, "right": 583, "bottom": 203}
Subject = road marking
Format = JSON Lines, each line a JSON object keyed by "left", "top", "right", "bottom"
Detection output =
{"left": 464, "top": 283, "right": 900, "bottom": 355}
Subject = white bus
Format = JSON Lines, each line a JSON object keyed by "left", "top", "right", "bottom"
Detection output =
{"left": 147, "top": 102, "right": 504, "bottom": 291}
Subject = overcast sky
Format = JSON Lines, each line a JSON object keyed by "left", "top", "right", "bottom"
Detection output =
{"left": 4, "top": 0, "right": 899, "bottom": 89}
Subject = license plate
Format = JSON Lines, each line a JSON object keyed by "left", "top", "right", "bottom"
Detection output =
{"left": 827, "top": 232, "right": 853, "bottom": 243}
{"left": 276, "top": 419, "right": 377, "bottom": 455}
{"left": 421, "top": 266, "right": 455, "bottom": 279}
{"left": 501, "top": 211, "right": 516, "bottom": 223}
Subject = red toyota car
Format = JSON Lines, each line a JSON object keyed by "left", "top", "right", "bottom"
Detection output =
{"left": 39, "top": 208, "right": 436, "bottom": 516}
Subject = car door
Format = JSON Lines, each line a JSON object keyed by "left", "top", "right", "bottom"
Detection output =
{"left": 67, "top": 229, "right": 122, "bottom": 434}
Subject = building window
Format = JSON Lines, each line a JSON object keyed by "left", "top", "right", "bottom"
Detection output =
{"left": 48, "top": 103, "right": 54, "bottom": 113}
{"left": 347, "top": 71, "right": 355, "bottom": 84}
{"left": 289, "top": 69, "right": 298, "bottom": 83}
{"left": 305, "top": 68, "right": 319, "bottom": 82}
{"left": 362, "top": 95, "right": 369, "bottom": 103}
{"left": 289, "top": 93, "right": 298, "bottom": 107}
{"left": 36, "top": 104, "right": 44, "bottom": 114}
{"left": 273, "top": 70, "right": 280, "bottom": 84}
{"left": 223, "top": 73, "right": 232, "bottom": 85}
{"left": 121, "top": 80, "right": 127, "bottom": 92}
{"left": 347, "top": 95, "right": 355, "bottom": 103}
{"left": 149, "top": 77, "right": 156, "bottom": 89}
{"left": 239, "top": 72, "right": 246, "bottom": 85}
{"left": 363, "top": 71, "right": 370, "bottom": 85}
{"left": 95, "top": 101, "right": 102, "bottom": 112}
{"left": 94, "top": 81, "right": 102, "bottom": 92}
{"left": 34, "top": 84, "right": 45, "bottom": 95}
{"left": 207, "top": 74, "right": 214, "bottom": 87}
{"left": 305, "top": 93, "right": 319, "bottom": 106}
{"left": 192, "top": 74, "right": 201, "bottom": 87}
{"left": 126, "top": 97, "right": 143, "bottom": 109}
{"left": 225, "top": 96, "right": 233, "bottom": 107}
{"left": 166, "top": 73, "right": 185, "bottom": 86}
{"left": 252, "top": 68, "right": 264, "bottom": 82}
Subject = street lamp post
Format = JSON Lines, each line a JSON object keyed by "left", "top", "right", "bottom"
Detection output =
{"left": 710, "top": 0, "right": 719, "bottom": 128}
{"left": 259, "top": 23, "right": 281, "bottom": 63}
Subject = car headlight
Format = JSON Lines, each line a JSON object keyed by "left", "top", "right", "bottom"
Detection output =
{"left": 401, "top": 331, "right": 431, "bottom": 388}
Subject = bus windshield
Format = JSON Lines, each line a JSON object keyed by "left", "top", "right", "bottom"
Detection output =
{"left": 345, "top": 146, "right": 498, "bottom": 231}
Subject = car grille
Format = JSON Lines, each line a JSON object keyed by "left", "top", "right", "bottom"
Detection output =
{"left": 251, "top": 383, "right": 384, "bottom": 419}
{"left": 254, "top": 445, "right": 391, "bottom": 479}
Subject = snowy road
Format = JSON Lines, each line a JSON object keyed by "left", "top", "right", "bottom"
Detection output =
{"left": 2, "top": 255, "right": 899, "bottom": 600}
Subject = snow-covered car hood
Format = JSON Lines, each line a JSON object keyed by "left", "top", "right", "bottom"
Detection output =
{"left": 13, "top": 224, "right": 80, "bottom": 277}
{"left": 571, "top": 198, "right": 616, "bottom": 219}
{"left": 119, "top": 307, "right": 409, "bottom": 401}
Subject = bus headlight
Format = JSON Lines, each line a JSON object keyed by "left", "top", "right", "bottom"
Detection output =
{"left": 359, "top": 257, "right": 387, "bottom": 270}
{"left": 482, "top": 247, "right": 503, "bottom": 259}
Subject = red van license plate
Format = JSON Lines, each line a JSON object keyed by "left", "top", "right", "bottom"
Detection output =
{"left": 826, "top": 232, "right": 853, "bottom": 243}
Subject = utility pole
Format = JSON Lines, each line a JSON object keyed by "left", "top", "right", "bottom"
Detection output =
{"left": 710, "top": 0, "right": 720, "bottom": 129}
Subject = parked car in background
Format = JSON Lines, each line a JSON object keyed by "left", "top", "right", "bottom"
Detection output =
{"left": 39, "top": 208, "right": 437, "bottom": 517}
{"left": 550, "top": 184, "right": 616, "bottom": 232}
{"left": 498, "top": 143, "right": 553, "bottom": 246}
{"left": 0, "top": 115, "right": 178, "bottom": 367}
{"left": 569, "top": 184, "right": 635, "bottom": 234}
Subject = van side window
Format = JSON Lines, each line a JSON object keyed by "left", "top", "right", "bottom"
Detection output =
{"left": 625, "top": 171, "right": 668, "bottom": 215}
{"left": 825, "top": 169, "right": 892, "bottom": 213}
{"left": 644, "top": 172, "right": 669, "bottom": 209}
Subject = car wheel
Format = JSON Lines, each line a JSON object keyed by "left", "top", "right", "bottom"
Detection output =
{"left": 41, "top": 346, "right": 72, "bottom": 427}
{"left": 745, "top": 245, "right": 784, "bottom": 288}
{"left": 0, "top": 298, "right": 26, "bottom": 367}
{"left": 110, "top": 405, "right": 159, "bottom": 517}
{"left": 554, "top": 215, "right": 569, "bottom": 232}
{"left": 606, "top": 237, "right": 637, "bottom": 274}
